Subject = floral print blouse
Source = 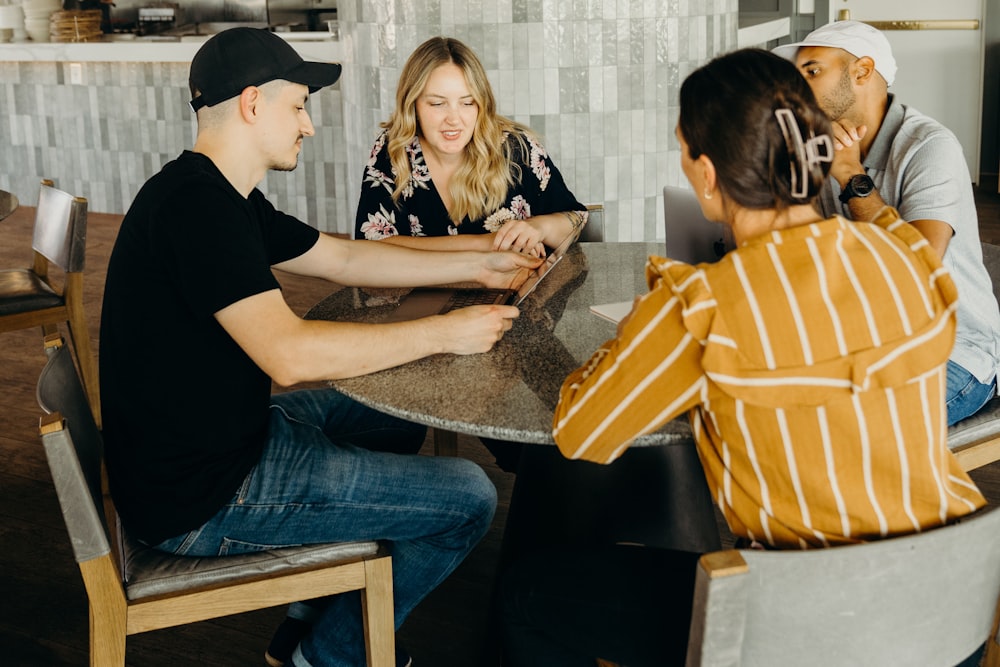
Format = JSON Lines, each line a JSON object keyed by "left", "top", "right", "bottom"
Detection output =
{"left": 355, "top": 129, "right": 585, "bottom": 240}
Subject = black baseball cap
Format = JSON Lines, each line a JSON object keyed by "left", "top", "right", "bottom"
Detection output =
{"left": 189, "top": 27, "right": 342, "bottom": 112}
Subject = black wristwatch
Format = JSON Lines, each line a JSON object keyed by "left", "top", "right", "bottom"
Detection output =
{"left": 838, "top": 174, "right": 876, "bottom": 204}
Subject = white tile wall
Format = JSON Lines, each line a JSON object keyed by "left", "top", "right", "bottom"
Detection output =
{"left": 0, "top": 59, "right": 345, "bottom": 231}
{"left": 0, "top": 1, "right": 736, "bottom": 239}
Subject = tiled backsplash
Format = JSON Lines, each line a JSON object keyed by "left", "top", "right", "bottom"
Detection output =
{"left": 0, "top": 1, "right": 737, "bottom": 240}
{"left": 338, "top": 0, "right": 738, "bottom": 241}
{"left": 0, "top": 59, "right": 347, "bottom": 232}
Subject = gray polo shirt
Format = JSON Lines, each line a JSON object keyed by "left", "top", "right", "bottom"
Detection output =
{"left": 819, "top": 95, "right": 1000, "bottom": 385}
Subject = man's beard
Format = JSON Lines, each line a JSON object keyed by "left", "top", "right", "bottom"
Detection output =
{"left": 821, "top": 65, "right": 856, "bottom": 122}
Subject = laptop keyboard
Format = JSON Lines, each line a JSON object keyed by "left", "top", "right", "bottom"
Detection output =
{"left": 444, "top": 289, "right": 512, "bottom": 311}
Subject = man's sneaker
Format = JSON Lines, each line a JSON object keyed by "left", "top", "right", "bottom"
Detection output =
{"left": 264, "top": 620, "right": 411, "bottom": 667}
{"left": 264, "top": 617, "right": 311, "bottom": 667}
{"left": 396, "top": 643, "right": 413, "bottom": 667}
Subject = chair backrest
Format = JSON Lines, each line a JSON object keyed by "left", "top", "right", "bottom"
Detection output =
{"left": 687, "top": 505, "right": 1000, "bottom": 667}
{"left": 662, "top": 185, "right": 734, "bottom": 264}
{"left": 36, "top": 336, "right": 112, "bottom": 563}
{"left": 32, "top": 179, "right": 88, "bottom": 273}
{"left": 579, "top": 204, "right": 605, "bottom": 242}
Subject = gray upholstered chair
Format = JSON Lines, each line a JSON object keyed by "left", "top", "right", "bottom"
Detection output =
{"left": 686, "top": 505, "right": 1000, "bottom": 667}
{"left": 36, "top": 335, "right": 396, "bottom": 667}
{"left": 948, "top": 242, "right": 1000, "bottom": 471}
{"left": 0, "top": 179, "right": 99, "bottom": 424}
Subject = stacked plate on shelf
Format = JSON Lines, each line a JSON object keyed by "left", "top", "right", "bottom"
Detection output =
{"left": 50, "top": 9, "right": 103, "bottom": 42}
{"left": 0, "top": 4, "right": 25, "bottom": 43}
{"left": 21, "top": 0, "right": 62, "bottom": 42}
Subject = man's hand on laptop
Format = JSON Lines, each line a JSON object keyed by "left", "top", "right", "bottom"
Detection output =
{"left": 437, "top": 304, "right": 520, "bottom": 354}
{"left": 478, "top": 250, "right": 543, "bottom": 288}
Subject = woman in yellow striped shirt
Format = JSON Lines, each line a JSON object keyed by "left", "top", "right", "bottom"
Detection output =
{"left": 501, "top": 48, "right": 985, "bottom": 667}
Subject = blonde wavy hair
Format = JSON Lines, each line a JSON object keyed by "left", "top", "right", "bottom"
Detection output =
{"left": 383, "top": 36, "right": 535, "bottom": 225}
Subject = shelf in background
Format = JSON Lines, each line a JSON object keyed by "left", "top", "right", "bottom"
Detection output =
{"left": 737, "top": 13, "right": 792, "bottom": 48}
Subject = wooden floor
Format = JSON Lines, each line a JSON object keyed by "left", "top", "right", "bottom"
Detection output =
{"left": 2, "top": 185, "right": 1000, "bottom": 666}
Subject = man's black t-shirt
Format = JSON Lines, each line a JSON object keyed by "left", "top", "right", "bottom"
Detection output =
{"left": 99, "top": 151, "right": 320, "bottom": 545}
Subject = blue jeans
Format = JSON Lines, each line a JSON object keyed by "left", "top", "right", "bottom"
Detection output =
{"left": 154, "top": 389, "right": 497, "bottom": 667}
{"left": 946, "top": 361, "right": 997, "bottom": 426}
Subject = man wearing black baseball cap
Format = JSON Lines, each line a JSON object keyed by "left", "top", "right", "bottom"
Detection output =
{"left": 100, "top": 27, "right": 539, "bottom": 667}
{"left": 188, "top": 27, "right": 342, "bottom": 112}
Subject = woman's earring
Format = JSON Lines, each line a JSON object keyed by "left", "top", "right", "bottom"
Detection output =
{"left": 703, "top": 189, "right": 713, "bottom": 200}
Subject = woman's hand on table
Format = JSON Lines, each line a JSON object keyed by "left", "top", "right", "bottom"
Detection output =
{"left": 492, "top": 220, "right": 547, "bottom": 257}
{"left": 436, "top": 304, "right": 519, "bottom": 354}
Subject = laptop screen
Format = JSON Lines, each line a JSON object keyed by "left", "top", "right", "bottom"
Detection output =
{"left": 662, "top": 185, "right": 735, "bottom": 264}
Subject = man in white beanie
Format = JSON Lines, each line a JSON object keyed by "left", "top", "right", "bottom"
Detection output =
{"left": 774, "top": 20, "right": 1000, "bottom": 426}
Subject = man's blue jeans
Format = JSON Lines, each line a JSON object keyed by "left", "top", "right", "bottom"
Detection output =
{"left": 946, "top": 360, "right": 997, "bottom": 426}
{"left": 154, "top": 389, "right": 498, "bottom": 667}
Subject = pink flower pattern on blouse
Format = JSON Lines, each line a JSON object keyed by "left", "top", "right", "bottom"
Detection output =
{"left": 358, "top": 203, "right": 399, "bottom": 240}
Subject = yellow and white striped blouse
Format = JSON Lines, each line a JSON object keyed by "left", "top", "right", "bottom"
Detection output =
{"left": 553, "top": 210, "right": 985, "bottom": 549}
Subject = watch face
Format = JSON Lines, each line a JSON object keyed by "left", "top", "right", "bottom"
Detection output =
{"left": 840, "top": 174, "right": 875, "bottom": 203}
{"left": 850, "top": 175, "right": 875, "bottom": 197}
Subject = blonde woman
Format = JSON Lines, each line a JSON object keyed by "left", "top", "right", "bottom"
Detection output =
{"left": 353, "top": 36, "right": 588, "bottom": 474}
{"left": 355, "top": 36, "right": 587, "bottom": 256}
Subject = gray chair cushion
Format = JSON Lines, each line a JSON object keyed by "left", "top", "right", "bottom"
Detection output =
{"left": 0, "top": 268, "right": 62, "bottom": 316}
{"left": 948, "top": 395, "right": 1000, "bottom": 449}
{"left": 122, "top": 530, "right": 381, "bottom": 600}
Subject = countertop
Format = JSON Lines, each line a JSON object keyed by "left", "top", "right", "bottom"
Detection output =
{"left": 0, "top": 32, "right": 341, "bottom": 62}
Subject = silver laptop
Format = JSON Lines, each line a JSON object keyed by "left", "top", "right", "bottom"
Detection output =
{"left": 381, "top": 231, "right": 578, "bottom": 323}
{"left": 662, "top": 185, "right": 735, "bottom": 264}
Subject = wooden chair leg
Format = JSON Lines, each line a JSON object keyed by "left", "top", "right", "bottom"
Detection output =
{"left": 361, "top": 556, "right": 395, "bottom": 667}
{"left": 79, "top": 559, "right": 127, "bottom": 667}
{"left": 64, "top": 275, "right": 101, "bottom": 428}
{"left": 433, "top": 429, "right": 458, "bottom": 457}
{"left": 89, "top": 605, "right": 127, "bottom": 667}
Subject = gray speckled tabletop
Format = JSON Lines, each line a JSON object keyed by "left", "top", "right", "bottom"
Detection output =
{"left": 306, "top": 242, "right": 694, "bottom": 446}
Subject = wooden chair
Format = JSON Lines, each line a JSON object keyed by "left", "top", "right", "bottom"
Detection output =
{"left": 948, "top": 242, "right": 1000, "bottom": 472}
{"left": 686, "top": 505, "right": 1000, "bottom": 667}
{"left": 35, "top": 335, "right": 396, "bottom": 667}
{"left": 0, "top": 178, "right": 100, "bottom": 425}
{"left": 947, "top": 243, "right": 1000, "bottom": 666}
